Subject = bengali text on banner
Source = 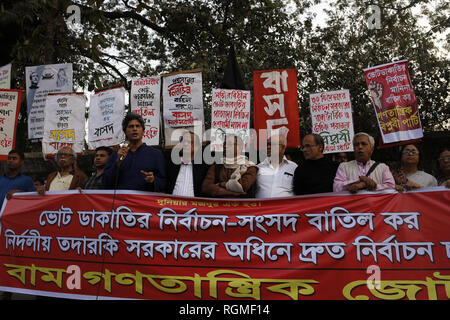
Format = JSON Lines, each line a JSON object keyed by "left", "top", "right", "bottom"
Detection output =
{"left": 0, "top": 188, "right": 449, "bottom": 300}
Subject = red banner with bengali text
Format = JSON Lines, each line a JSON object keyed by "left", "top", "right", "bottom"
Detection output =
{"left": 0, "top": 188, "right": 449, "bottom": 300}
{"left": 253, "top": 69, "right": 300, "bottom": 148}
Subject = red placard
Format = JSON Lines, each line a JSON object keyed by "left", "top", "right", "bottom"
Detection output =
{"left": 253, "top": 69, "right": 300, "bottom": 148}
{"left": 0, "top": 188, "right": 449, "bottom": 300}
{"left": 364, "top": 60, "right": 422, "bottom": 145}
{"left": 0, "top": 89, "right": 22, "bottom": 161}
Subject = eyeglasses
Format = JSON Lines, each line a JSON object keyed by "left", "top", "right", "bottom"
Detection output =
{"left": 57, "top": 153, "right": 73, "bottom": 158}
{"left": 300, "top": 144, "right": 317, "bottom": 151}
{"left": 439, "top": 156, "right": 450, "bottom": 161}
{"left": 402, "top": 149, "right": 418, "bottom": 155}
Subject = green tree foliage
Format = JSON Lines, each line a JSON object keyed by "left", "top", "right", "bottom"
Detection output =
{"left": 296, "top": 0, "right": 449, "bottom": 135}
{"left": 0, "top": 0, "right": 448, "bottom": 152}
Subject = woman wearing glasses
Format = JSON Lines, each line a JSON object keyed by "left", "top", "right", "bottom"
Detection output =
{"left": 392, "top": 143, "right": 437, "bottom": 192}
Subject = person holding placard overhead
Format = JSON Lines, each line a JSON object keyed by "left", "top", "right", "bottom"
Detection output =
{"left": 102, "top": 112, "right": 166, "bottom": 192}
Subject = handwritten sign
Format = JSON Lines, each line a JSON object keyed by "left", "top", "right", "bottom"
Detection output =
{"left": 210, "top": 88, "right": 251, "bottom": 151}
{"left": 0, "top": 63, "right": 11, "bottom": 89}
{"left": 310, "top": 89, "right": 354, "bottom": 153}
{"left": 130, "top": 77, "right": 161, "bottom": 146}
{"left": 42, "top": 93, "right": 86, "bottom": 155}
{"left": 162, "top": 72, "right": 204, "bottom": 127}
{"left": 364, "top": 60, "right": 422, "bottom": 144}
{"left": 0, "top": 89, "right": 22, "bottom": 160}
{"left": 88, "top": 87, "right": 125, "bottom": 148}
{"left": 25, "top": 63, "right": 73, "bottom": 140}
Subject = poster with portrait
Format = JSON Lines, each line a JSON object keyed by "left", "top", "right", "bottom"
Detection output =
{"left": 42, "top": 93, "right": 86, "bottom": 156}
{"left": 210, "top": 88, "right": 251, "bottom": 152}
{"left": 162, "top": 70, "right": 204, "bottom": 128}
{"left": 88, "top": 87, "right": 126, "bottom": 149}
{"left": 25, "top": 63, "right": 73, "bottom": 140}
{"left": 364, "top": 60, "right": 422, "bottom": 144}
{"left": 0, "top": 89, "right": 22, "bottom": 160}
{"left": 309, "top": 89, "right": 354, "bottom": 154}
{"left": 130, "top": 77, "right": 161, "bottom": 146}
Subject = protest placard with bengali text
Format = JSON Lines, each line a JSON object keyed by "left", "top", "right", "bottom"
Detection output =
{"left": 253, "top": 69, "right": 300, "bottom": 149}
{"left": 0, "top": 63, "right": 11, "bottom": 89}
{"left": 364, "top": 60, "right": 422, "bottom": 144}
{"left": 130, "top": 77, "right": 161, "bottom": 146}
{"left": 310, "top": 89, "right": 354, "bottom": 154}
{"left": 162, "top": 71, "right": 204, "bottom": 128}
{"left": 210, "top": 88, "right": 251, "bottom": 151}
{"left": 42, "top": 93, "right": 86, "bottom": 156}
{"left": 88, "top": 87, "right": 125, "bottom": 148}
{"left": 0, "top": 89, "right": 22, "bottom": 160}
{"left": 25, "top": 63, "right": 73, "bottom": 140}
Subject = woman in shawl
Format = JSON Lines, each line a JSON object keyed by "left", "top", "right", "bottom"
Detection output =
{"left": 202, "top": 134, "right": 258, "bottom": 198}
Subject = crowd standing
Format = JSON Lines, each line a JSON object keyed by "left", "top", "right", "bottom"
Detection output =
{"left": 1, "top": 113, "right": 449, "bottom": 205}
{"left": 0, "top": 113, "right": 448, "bottom": 301}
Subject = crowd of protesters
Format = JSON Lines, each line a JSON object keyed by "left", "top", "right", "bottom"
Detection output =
{"left": 1, "top": 112, "right": 449, "bottom": 207}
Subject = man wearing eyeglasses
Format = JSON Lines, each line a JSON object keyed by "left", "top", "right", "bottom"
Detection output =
{"left": 255, "top": 131, "right": 297, "bottom": 198}
{"left": 293, "top": 133, "right": 338, "bottom": 195}
{"left": 37, "top": 146, "right": 88, "bottom": 194}
{"left": 0, "top": 150, "right": 35, "bottom": 208}
{"left": 333, "top": 132, "right": 395, "bottom": 193}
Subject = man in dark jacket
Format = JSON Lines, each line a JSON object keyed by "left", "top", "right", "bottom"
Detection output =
{"left": 102, "top": 112, "right": 166, "bottom": 192}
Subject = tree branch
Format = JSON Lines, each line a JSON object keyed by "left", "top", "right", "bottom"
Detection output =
{"left": 77, "top": 3, "right": 188, "bottom": 50}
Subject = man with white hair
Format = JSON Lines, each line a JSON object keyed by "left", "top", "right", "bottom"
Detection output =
{"left": 255, "top": 131, "right": 297, "bottom": 198}
{"left": 37, "top": 146, "right": 88, "bottom": 194}
{"left": 333, "top": 132, "right": 395, "bottom": 193}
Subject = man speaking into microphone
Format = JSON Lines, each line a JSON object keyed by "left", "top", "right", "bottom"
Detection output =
{"left": 103, "top": 112, "right": 167, "bottom": 192}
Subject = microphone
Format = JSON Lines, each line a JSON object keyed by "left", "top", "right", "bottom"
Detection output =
{"left": 119, "top": 142, "right": 129, "bottom": 162}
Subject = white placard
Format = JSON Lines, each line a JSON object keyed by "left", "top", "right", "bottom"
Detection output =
{"left": 162, "top": 72, "right": 204, "bottom": 127}
{"left": 0, "top": 63, "right": 11, "bottom": 89}
{"left": 25, "top": 63, "right": 73, "bottom": 140}
{"left": 309, "top": 89, "right": 354, "bottom": 154}
{"left": 210, "top": 88, "right": 251, "bottom": 152}
{"left": 88, "top": 87, "right": 126, "bottom": 148}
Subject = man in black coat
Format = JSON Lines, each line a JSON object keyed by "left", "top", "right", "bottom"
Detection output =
{"left": 166, "top": 131, "right": 208, "bottom": 197}
{"left": 293, "top": 133, "right": 338, "bottom": 195}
